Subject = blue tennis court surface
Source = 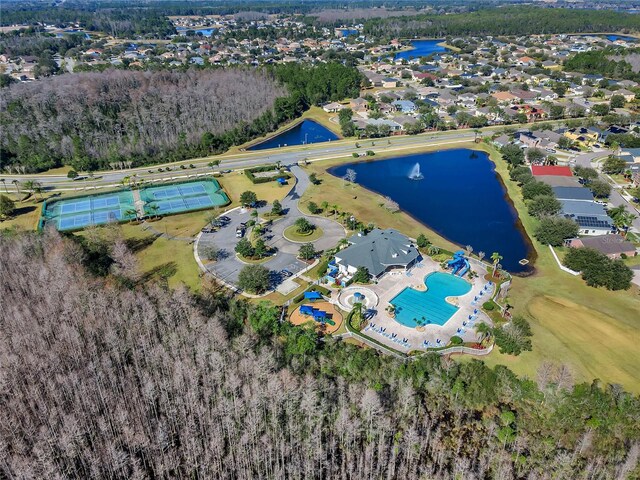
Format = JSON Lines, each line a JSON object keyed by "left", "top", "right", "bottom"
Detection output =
{"left": 43, "top": 191, "right": 136, "bottom": 231}
{"left": 41, "top": 179, "right": 229, "bottom": 231}
{"left": 140, "top": 180, "right": 229, "bottom": 216}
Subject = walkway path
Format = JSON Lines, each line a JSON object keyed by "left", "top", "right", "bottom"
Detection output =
{"left": 196, "top": 166, "right": 346, "bottom": 291}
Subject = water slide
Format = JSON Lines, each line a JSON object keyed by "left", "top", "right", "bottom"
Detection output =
{"left": 447, "top": 250, "right": 470, "bottom": 277}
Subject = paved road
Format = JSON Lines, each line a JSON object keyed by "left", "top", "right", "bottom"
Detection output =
{"left": 197, "top": 165, "right": 345, "bottom": 290}
{"left": 6, "top": 131, "right": 478, "bottom": 190}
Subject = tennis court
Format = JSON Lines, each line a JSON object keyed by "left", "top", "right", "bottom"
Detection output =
{"left": 43, "top": 190, "right": 136, "bottom": 231}
{"left": 140, "top": 179, "right": 229, "bottom": 216}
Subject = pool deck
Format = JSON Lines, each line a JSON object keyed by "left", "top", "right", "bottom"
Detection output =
{"left": 359, "top": 257, "right": 493, "bottom": 353}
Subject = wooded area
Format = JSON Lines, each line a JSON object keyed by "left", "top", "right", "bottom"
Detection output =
{"left": 363, "top": 7, "right": 640, "bottom": 39}
{"left": 0, "top": 63, "right": 361, "bottom": 172}
{"left": 565, "top": 48, "right": 640, "bottom": 82}
{"left": 0, "top": 68, "right": 286, "bottom": 172}
{"left": 1, "top": 231, "right": 638, "bottom": 479}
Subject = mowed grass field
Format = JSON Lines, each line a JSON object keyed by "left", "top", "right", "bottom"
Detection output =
{"left": 461, "top": 144, "right": 640, "bottom": 393}
{"left": 1, "top": 175, "right": 288, "bottom": 292}
{"left": 304, "top": 141, "right": 640, "bottom": 392}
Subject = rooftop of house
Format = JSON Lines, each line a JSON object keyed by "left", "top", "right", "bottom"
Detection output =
{"left": 571, "top": 234, "right": 636, "bottom": 255}
{"left": 335, "top": 228, "right": 420, "bottom": 278}
{"left": 552, "top": 186, "right": 594, "bottom": 202}
{"left": 531, "top": 165, "right": 573, "bottom": 177}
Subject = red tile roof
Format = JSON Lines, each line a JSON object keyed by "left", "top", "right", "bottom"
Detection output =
{"left": 531, "top": 165, "right": 573, "bottom": 177}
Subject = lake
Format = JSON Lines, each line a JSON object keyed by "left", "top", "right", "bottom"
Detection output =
{"left": 248, "top": 120, "right": 339, "bottom": 151}
{"left": 176, "top": 27, "right": 217, "bottom": 37}
{"left": 394, "top": 39, "right": 448, "bottom": 61}
{"left": 330, "top": 149, "right": 533, "bottom": 273}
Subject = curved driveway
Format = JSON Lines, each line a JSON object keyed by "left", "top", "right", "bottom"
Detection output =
{"left": 196, "top": 165, "right": 345, "bottom": 290}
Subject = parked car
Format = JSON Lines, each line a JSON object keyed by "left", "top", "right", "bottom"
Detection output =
{"left": 235, "top": 228, "right": 244, "bottom": 238}
{"left": 280, "top": 269, "right": 293, "bottom": 278}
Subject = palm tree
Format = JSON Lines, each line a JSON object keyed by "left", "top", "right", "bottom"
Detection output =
{"left": 491, "top": 252, "right": 503, "bottom": 277}
{"left": 465, "top": 245, "right": 473, "bottom": 256}
{"left": 332, "top": 204, "right": 339, "bottom": 219}
{"left": 321, "top": 201, "right": 329, "bottom": 215}
{"left": 125, "top": 208, "right": 138, "bottom": 222}
{"left": 32, "top": 181, "right": 44, "bottom": 200}
{"left": 11, "top": 180, "right": 20, "bottom": 199}
{"left": 473, "top": 129, "right": 482, "bottom": 143}
{"left": 148, "top": 204, "right": 160, "bottom": 219}
{"left": 475, "top": 322, "right": 492, "bottom": 344}
{"left": 614, "top": 212, "right": 636, "bottom": 237}
{"left": 22, "top": 180, "right": 35, "bottom": 195}
{"left": 478, "top": 251, "right": 486, "bottom": 262}
{"left": 0, "top": 178, "right": 7, "bottom": 193}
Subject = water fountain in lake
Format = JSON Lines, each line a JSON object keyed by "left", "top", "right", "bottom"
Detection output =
{"left": 409, "top": 162, "right": 424, "bottom": 180}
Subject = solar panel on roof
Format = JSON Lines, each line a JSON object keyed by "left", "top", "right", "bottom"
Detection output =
{"left": 576, "top": 216, "right": 612, "bottom": 228}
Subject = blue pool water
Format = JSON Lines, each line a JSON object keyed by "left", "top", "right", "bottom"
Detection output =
{"left": 391, "top": 272, "right": 471, "bottom": 327}
{"left": 248, "top": 119, "right": 339, "bottom": 150}
{"left": 330, "top": 149, "right": 533, "bottom": 272}
{"left": 394, "top": 39, "right": 448, "bottom": 61}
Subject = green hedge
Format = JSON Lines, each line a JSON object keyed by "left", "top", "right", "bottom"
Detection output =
{"left": 244, "top": 165, "right": 292, "bottom": 184}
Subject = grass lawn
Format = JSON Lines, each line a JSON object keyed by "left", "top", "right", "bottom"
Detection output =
{"left": 0, "top": 194, "right": 43, "bottom": 232}
{"left": 219, "top": 172, "right": 289, "bottom": 207}
{"left": 299, "top": 144, "right": 471, "bottom": 253}
{"left": 283, "top": 224, "right": 324, "bottom": 242}
{"left": 303, "top": 140, "right": 640, "bottom": 392}
{"left": 475, "top": 143, "right": 640, "bottom": 393}
{"left": 255, "top": 278, "right": 310, "bottom": 305}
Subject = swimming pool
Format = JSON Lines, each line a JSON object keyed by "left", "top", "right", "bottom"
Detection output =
{"left": 140, "top": 179, "right": 229, "bottom": 216}
{"left": 390, "top": 272, "right": 471, "bottom": 327}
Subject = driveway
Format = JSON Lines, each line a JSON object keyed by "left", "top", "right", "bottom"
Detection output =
{"left": 197, "top": 165, "right": 345, "bottom": 291}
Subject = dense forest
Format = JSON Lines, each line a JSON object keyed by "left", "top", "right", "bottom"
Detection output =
{"left": 363, "top": 7, "right": 640, "bottom": 39}
{"left": 0, "top": 63, "right": 361, "bottom": 172}
{"left": 0, "top": 69, "right": 285, "bottom": 172}
{"left": 1, "top": 230, "right": 639, "bottom": 479}
{"left": 565, "top": 48, "right": 640, "bottom": 82}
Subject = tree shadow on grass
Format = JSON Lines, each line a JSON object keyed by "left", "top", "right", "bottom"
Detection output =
{"left": 126, "top": 234, "right": 159, "bottom": 253}
{"left": 142, "top": 261, "right": 178, "bottom": 283}
{"left": 11, "top": 205, "right": 36, "bottom": 217}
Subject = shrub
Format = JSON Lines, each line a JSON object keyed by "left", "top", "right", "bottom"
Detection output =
{"left": 271, "top": 200, "right": 283, "bottom": 216}
{"left": 240, "top": 191, "right": 258, "bottom": 206}
{"left": 527, "top": 195, "right": 562, "bottom": 217}
{"left": 237, "top": 264, "right": 270, "bottom": 294}
{"left": 450, "top": 336, "right": 463, "bottom": 345}
{"left": 564, "top": 247, "right": 633, "bottom": 290}
{"left": 534, "top": 217, "right": 579, "bottom": 246}
{"left": 493, "top": 316, "right": 532, "bottom": 356}
{"left": 366, "top": 150, "right": 375, "bottom": 156}
{"left": 352, "top": 152, "right": 359, "bottom": 158}
{"left": 416, "top": 234, "right": 430, "bottom": 248}
{"left": 298, "top": 243, "right": 317, "bottom": 260}
{"left": 482, "top": 301, "right": 495, "bottom": 311}
{"left": 294, "top": 217, "right": 314, "bottom": 234}
{"left": 522, "top": 180, "right": 553, "bottom": 200}
{"left": 307, "top": 201, "right": 320, "bottom": 214}
{"left": 350, "top": 266, "right": 370, "bottom": 284}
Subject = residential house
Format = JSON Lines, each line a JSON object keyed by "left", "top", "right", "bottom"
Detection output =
{"left": 560, "top": 200, "right": 614, "bottom": 236}
{"left": 552, "top": 186, "right": 594, "bottom": 202}
{"left": 322, "top": 102, "right": 345, "bottom": 113}
{"left": 567, "top": 234, "right": 636, "bottom": 259}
